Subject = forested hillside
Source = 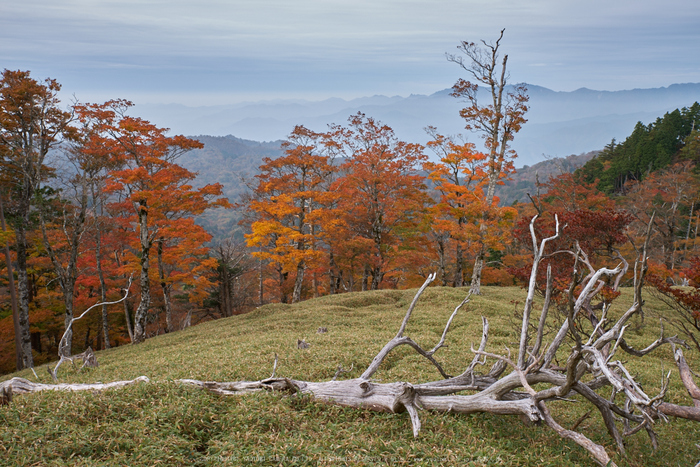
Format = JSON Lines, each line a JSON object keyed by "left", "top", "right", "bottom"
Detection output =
{"left": 577, "top": 102, "right": 700, "bottom": 192}
{"left": 179, "top": 135, "right": 284, "bottom": 240}
{"left": 4, "top": 73, "right": 700, "bottom": 467}
{"left": 496, "top": 151, "right": 598, "bottom": 205}
{"left": 4, "top": 66, "right": 700, "bottom": 413}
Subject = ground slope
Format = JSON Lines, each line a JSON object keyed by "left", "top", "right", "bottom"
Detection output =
{"left": 1, "top": 287, "right": 698, "bottom": 466}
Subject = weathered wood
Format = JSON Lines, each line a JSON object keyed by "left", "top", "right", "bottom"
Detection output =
{"left": 0, "top": 376, "right": 150, "bottom": 396}
{"left": 675, "top": 347, "right": 700, "bottom": 406}
{"left": 49, "top": 284, "right": 132, "bottom": 382}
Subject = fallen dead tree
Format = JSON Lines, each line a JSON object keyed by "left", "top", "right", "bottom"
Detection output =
{"left": 0, "top": 376, "right": 150, "bottom": 405}
{"left": 180, "top": 214, "right": 700, "bottom": 466}
{"left": 2, "top": 215, "right": 700, "bottom": 466}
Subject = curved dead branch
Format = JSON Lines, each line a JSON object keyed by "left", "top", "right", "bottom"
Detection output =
{"left": 49, "top": 276, "right": 133, "bottom": 382}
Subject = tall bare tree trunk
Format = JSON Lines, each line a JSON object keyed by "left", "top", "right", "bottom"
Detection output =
{"left": 15, "top": 190, "right": 34, "bottom": 368}
{"left": 157, "top": 239, "right": 174, "bottom": 333}
{"left": 448, "top": 30, "right": 528, "bottom": 295}
{"left": 132, "top": 200, "right": 152, "bottom": 343}
{"left": 469, "top": 242, "right": 485, "bottom": 295}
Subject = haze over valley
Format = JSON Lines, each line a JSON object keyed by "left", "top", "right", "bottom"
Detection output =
{"left": 137, "top": 82, "right": 700, "bottom": 168}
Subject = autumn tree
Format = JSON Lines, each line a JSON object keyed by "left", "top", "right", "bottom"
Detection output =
{"left": 246, "top": 126, "right": 335, "bottom": 303}
{"left": 328, "top": 113, "right": 429, "bottom": 290}
{"left": 447, "top": 29, "right": 529, "bottom": 294}
{"left": 34, "top": 104, "right": 126, "bottom": 355}
{"left": 623, "top": 162, "right": 699, "bottom": 270}
{"left": 0, "top": 70, "right": 74, "bottom": 368}
{"left": 511, "top": 173, "right": 632, "bottom": 309}
{"left": 153, "top": 194, "right": 228, "bottom": 333}
{"left": 425, "top": 128, "right": 517, "bottom": 287}
{"left": 79, "top": 100, "right": 224, "bottom": 343}
{"left": 89, "top": 166, "right": 119, "bottom": 348}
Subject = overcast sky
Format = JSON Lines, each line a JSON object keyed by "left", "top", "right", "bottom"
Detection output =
{"left": 2, "top": 0, "right": 699, "bottom": 106}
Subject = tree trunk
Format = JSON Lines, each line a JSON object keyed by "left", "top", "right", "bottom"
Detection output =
{"left": 220, "top": 260, "right": 231, "bottom": 317}
{"left": 436, "top": 236, "right": 447, "bottom": 286}
{"left": 454, "top": 242, "right": 464, "bottom": 287}
{"left": 132, "top": 200, "right": 152, "bottom": 343}
{"left": 123, "top": 295, "right": 134, "bottom": 342}
{"left": 277, "top": 265, "right": 289, "bottom": 304}
{"left": 96, "top": 230, "right": 110, "bottom": 349}
{"left": 371, "top": 267, "right": 383, "bottom": 290}
{"left": 116, "top": 250, "right": 135, "bottom": 343}
{"left": 258, "top": 255, "right": 264, "bottom": 306}
{"left": 469, "top": 246, "right": 484, "bottom": 295}
{"left": 14, "top": 210, "right": 34, "bottom": 368}
{"left": 0, "top": 193, "right": 23, "bottom": 370}
{"left": 157, "top": 239, "right": 174, "bottom": 333}
{"left": 292, "top": 260, "right": 305, "bottom": 303}
{"left": 61, "top": 294, "right": 74, "bottom": 357}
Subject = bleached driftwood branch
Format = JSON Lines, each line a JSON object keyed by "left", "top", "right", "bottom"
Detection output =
{"left": 0, "top": 376, "right": 150, "bottom": 404}
{"left": 49, "top": 276, "right": 133, "bottom": 382}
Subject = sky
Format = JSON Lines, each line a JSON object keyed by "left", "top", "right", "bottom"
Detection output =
{"left": 2, "top": 0, "right": 699, "bottom": 106}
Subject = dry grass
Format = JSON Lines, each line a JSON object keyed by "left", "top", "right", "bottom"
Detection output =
{"left": 1, "top": 286, "right": 699, "bottom": 466}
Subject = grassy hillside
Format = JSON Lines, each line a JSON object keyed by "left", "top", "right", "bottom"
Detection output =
{"left": 1, "top": 286, "right": 699, "bottom": 466}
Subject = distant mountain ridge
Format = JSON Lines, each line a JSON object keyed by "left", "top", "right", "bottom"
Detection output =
{"left": 136, "top": 83, "right": 700, "bottom": 167}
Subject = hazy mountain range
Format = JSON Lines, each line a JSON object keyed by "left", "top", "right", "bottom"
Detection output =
{"left": 136, "top": 83, "right": 700, "bottom": 167}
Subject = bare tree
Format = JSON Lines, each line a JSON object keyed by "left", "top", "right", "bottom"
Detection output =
{"left": 447, "top": 29, "right": 529, "bottom": 294}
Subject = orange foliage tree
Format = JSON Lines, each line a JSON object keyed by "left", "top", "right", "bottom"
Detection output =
{"left": 77, "top": 100, "right": 226, "bottom": 343}
{"left": 328, "top": 113, "right": 430, "bottom": 290}
{"left": 424, "top": 128, "right": 516, "bottom": 287}
{"left": 245, "top": 126, "right": 335, "bottom": 303}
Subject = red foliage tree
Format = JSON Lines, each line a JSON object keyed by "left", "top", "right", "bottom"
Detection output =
{"left": 77, "top": 100, "right": 226, "bottom": 343}
{"left": 511, "top": 174, "right": 632, "bottom": 309}
{"left": 328, "top": 113, "right": 430, "bottom": 290}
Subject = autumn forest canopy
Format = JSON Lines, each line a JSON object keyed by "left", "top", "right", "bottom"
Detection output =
{"left": 2, "top": 50, "right": 700, "bottom": 379}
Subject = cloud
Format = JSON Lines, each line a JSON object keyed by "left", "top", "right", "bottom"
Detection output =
{"left": 2, "top": 0, "right": 699, "bottom": 104}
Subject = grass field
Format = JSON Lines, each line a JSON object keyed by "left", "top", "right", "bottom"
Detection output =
{"left": 1, "top": 286, "right": 699, "bottom": 466}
